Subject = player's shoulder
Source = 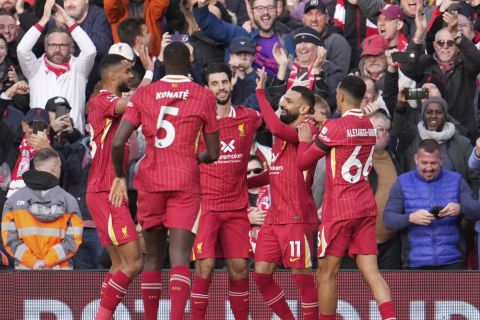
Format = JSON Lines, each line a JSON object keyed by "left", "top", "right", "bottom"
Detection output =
{"left": 235, "top": 105, "right": 261, "bottom": 119}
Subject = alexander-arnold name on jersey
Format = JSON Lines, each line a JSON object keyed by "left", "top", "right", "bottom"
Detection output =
{"left": 155, "top": 90, "right": 190, "bottom": 100}
{"left": 346, "top": 128, "right": 376, "bottom": 138}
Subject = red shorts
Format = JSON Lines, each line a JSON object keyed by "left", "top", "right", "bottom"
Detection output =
{"left": 86, "top": 192, "right": 138, "bottom": 246}
{"left": 317, "top": 216, "right": 378, "bottom": 259}
{"left": 136, "top": 190, "right": 201, "bottom": 232}
{"left": 192, "top": 208, "right": 250, "bottom": 260}
{"left": 255, "top": 223, "right": 316, "bottom": 269}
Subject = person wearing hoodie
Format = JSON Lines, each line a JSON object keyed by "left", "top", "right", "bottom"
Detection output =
{"left": 1, "top": 148, "right": 83, "bottom": 270}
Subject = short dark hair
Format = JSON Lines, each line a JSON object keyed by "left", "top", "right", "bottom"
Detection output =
{"left": 118, "top": 18, "right": 146, "bottom": 47}
{"left": 338, "top": 76, "right": 366, "bottom": 103}
{"left": 98, "top": 54, "right": 127, "bottom": 79}
{"left": 164, "top": 42, "right": 190, "bottom": 68}
{"left": 418, "top": 139, "right": 440, "bottom": 154}
{"left": 291, "top": 86, "right": 315, "bottom": 111}
{"left": 33, "top": 148, "right": 60, "bottom": 168}
{"left": 45, "top": 28, "right": 73, "bottom": 45}
{"left": 203, "top": 63, "right": 232, "bottom": 84}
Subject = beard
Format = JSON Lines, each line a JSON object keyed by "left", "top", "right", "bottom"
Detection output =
{"left": 118, "top": 82, "right": 131, "bottom": 93}
{"left": 280, "top": 110, "right": 298, "bottom": 125}
{"left": 46, "top": 52, "right": 69, "bottom": 64}
{"left": 253, "top": 15, "right": 274, "bottom": 32}
{"left": 215, "top": 90, "right": 232, "bottom": 105}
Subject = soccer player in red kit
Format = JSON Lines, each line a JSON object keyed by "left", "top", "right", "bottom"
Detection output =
{"left": 109, "top": 42, "right": 220, "bottom": 320}
{"left": 248, "top": 69, "right": 319, "bottom": 320}
{"left": 296, "top": 76, "right": 397, "bottom": 320}
{"left": 190, "top": 63, "right": 262, "bottom": 320}
{"left": 86, "top": 54, "right": 144, "bottom": 320}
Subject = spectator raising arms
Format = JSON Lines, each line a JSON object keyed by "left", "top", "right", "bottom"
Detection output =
{"left": 16, "top": 0, "right": 96, "bottom": 134}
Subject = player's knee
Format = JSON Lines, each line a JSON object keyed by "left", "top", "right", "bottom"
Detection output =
{"left": 227, "top": 261, "right": 249, "bottom": 280}
{"left": 196, "top": 259, "right": 215, "bottom": 279}
{"left": 316, "top": 264, "right": 337, "bottom": 281}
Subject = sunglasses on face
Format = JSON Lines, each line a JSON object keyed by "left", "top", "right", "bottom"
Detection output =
{"left": 435, "top": 40, "right": 455, "bottom": 48}
{"left": 247, "top": 168, "right": 264, "bottom": 175}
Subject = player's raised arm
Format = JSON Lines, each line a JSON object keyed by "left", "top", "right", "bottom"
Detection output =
{"left": 198, "top": 130, "right": 220, "bottom": 163}
{"left": 256, "top": 68, "right": 299, "bottom": 143}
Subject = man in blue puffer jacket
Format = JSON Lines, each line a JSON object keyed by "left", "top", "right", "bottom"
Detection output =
{"left": 384, "top": 139, "right": 480, "bottom": 269}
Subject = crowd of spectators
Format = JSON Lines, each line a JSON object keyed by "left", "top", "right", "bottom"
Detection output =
{"left": 1, "top": 0, "right": 480, "bottom": 271}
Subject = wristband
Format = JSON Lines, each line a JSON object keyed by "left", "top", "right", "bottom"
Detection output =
{"left": 143, "top": 70, "right": 153, "bottom": 80}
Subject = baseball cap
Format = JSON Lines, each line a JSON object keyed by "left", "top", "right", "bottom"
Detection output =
{"left": 230, "top": 36, "right": 256, "bottom": 54}
{"left": 376, "top": 4, "right": 404, "bottom": 20}
{"left": 24, "top": 108, "right": 50, "bottom": 124}
{"left": 361, "top": 34, "right": 390, "bottom": 57}
{"left": 304, "top": 0, "right": 327, "bottom": 14}
{"left": 108, "top": 43, "right": 135, "bottom": 61}
{"left": 45, "top": 96, "right": 72, "bottom": 113}
{"left": 294, "top": 27, "right": 323, "bottom": 46}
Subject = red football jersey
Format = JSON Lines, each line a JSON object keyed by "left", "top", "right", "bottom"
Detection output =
{"left": 198, "top": 106, "right": 262, "bottom": 212}
{"left": 266, "top": 120, "right": 319, "bottom": 225}
{"left": 87, "top": 90, "right": 128, "bottom": 192}
{"left": 123, "top": 75, "right": 218, "bottom": 192}
{"left": 317, "top": 109, "right": 377, "bottom": 222}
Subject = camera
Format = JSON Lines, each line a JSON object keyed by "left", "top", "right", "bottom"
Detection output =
{"left": 429, "top": 206, "right": 444, "bottom": 219}
{"left": 402, "top": 88, "right": 429, "bottom": 100}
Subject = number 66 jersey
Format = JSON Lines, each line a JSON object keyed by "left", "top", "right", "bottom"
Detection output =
{"left": 123, "top": 75, "right": 218, "bottom": 192}
{"left": 314, "top": 109, "right": 377, "bottom": 222}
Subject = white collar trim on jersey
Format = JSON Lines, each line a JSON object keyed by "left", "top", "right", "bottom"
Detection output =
{"left": 342, "top": 108, "right": 364, "bottom": 118}
{"left": 161, "top": 75, "right": 191, "bottom": 83}
{"left": 216, "top": 106, "right": 236, "bottom": 119}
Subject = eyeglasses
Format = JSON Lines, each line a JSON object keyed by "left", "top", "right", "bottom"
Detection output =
{"left": 435, "top": 40, "right": 455, "bottom": 48}
{"left": 253, "top": 5, "right": 276, "bottom": 12}
{"left": 247, "top": 168, "right": 264, "bottom": 175}
{"left": 47, "top": 43, "right": 71, "bottom": 50}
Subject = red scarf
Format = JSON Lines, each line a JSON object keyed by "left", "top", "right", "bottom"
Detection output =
{"left": 287, "top": 61, "right": 315, "bottom": 90}
{"left": 7, "top": 138, "right": 36, "bottom": 197}
{"left": 44, "top": 56, "right": 70, "bottom": 78}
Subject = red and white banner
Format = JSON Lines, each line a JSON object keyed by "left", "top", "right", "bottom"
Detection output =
{"left": 2, "top": 271, "right": 480, "bottom": 319}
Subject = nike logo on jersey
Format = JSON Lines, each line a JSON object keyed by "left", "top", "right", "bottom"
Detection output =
{"left": 289, "top": 257, "right": 300, "bottom": 262}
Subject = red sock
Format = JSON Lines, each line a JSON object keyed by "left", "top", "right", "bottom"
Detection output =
{"left": 169, "top": 265, "right": 191, "bottom": 320}
{"left": 379, "top": 301, "right": 396, "bottom": 320}
{"left": 96, "top": 271, "right": 132, "bottom": 320}
{"left": 141, "top": 271, "right": 162, "bottom": 320}
{"left": 319, "top": 314, "right": 336, "bottom": 320}
{"left": 190, "top": 275, "right": 211, "bottom": 320}
{"left": 253, "top": 272, "right": 294, "bottom": 320}
{"left": 100, "top": 272, "right": 113, "bottom": 297}
{"left": 293, "top": 274, "right": 318, "bottom": 320}
{"left": 228, "top": 278, "right": 249, "bottom": 320}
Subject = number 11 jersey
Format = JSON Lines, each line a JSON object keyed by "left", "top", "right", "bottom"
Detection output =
{"left": 316, "top": 109, "right": 377, "bottom": 222}
{"left": 123, "top": 75, "right": 218, "bottom": 193}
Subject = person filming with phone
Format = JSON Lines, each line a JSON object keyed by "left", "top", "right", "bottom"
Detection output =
{"left": 384, "top": 139, "right": 480, "bottom": 270}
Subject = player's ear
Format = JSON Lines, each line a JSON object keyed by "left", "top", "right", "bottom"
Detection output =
{"left": 298, "top": 103, "right": 311, "bottom": 115}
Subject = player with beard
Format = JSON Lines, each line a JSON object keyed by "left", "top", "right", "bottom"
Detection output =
{"left": 190, "top": 63, "right": 262, "bottom": 319}
{"left": 247, "top": 69, "right": 319, "bottom": 320}
{"left": 86, "top": 54, "right": 143, "bottom": 320}
{"left": 296, "top": 76, "right": 396, "bottom": 320}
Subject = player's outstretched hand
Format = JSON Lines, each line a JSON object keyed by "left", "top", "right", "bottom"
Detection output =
{"left": 109, "top": 177, "right": 129, "bottom": 208}
{"left": 298, "top": 124, "right": 313, "bottom": 143}
{"left": 256, "top": 67, "right": 267, "bottom": 90}
{"left": 248, "top": 207, "right": 267, "bottom": 225}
